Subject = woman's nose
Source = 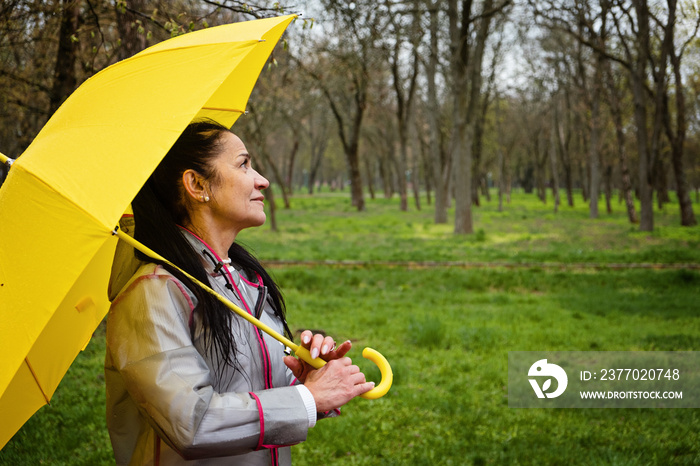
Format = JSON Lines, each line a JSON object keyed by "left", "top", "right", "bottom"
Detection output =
{"left": 255, "top": 170, "right": 270, "bottom": 189}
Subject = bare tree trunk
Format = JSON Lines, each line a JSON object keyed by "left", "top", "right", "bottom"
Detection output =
{"left": 379, "top": 143, "right": 394, "bottom": 198}
{"left": 426, "top": 0, "right": 449, "bottom": 223}
{"left": 316, "top": 78, "right": 366, "bottom": 210}
{"left": 423, "top": 155, "right": 432, "bottom": 206}
{"left": 412, "top": 165, "right": 421, "bottom": 210}
{"left": 285, "top": 138, "right": 299, "bottom": 195}
{"left": 604, "top": 62, "right": 638, "bottom": 223}
{"left": 260, "top": 147, "right": 290, "bottom": 208}
{"left": 397, "top": 140, "right": 409, "bottom": 210}
{"left": 364, "top": 156, "right": 376, "bottom": 200}
{"left": 549, "top": 111, "right": 560, "bottom": 213}
{"left": 49, "top": 0, "right": 80, "bottom": 115}
{"left": 300, "top": 10, "right": 369, "bottom": 211}
{"left": 387, "top": 6, "right": 421, "bottom": 212}
{"left": 655, "top": 157, "right": 670, "bottom": 209}
{"left": 669, "top": 125, "right": 697, "bottom": 226}
{"left": 450, "top": 0, "right": 496, "bottom": 234}
{"left": 115, "top": 0, "right": 148, "bottom": 61}
{"left": 306, "top": 108, "right": 330, "bottom": 195}
{"left": 588, "top": 58, "right": 602, "bottom": 219}
{"left": 628, "top": 0, "right": 654, "bottom": 231}
{"left": 307, "top": 138, "right": 326, "bottom": 195}
{"left": 435, "top": 165, "right": 451, "bottom": 223}
{"left": 409, "top": 119, "right": 422, "bottom": 210}
{"left": 453, "top": 125, "right": 474, "bottom": 233}
{"left": 555, "top": 92, "right": 574, "bottom": 208}
{"left": 254, "top": 156, "right": 277, "bottom": 231}
{"left": 553, "top": 94, "right": 574, "bottom": 207}
{"left": 604, "top": 164, "right": 613, "bottom": 214}
{"left": 664, "top": 3, "right": 697, "bottom": 226}
{"left": 495, "top": 93, "right": 505, "bottom": 212}
{"left": 347, "top": 139, "right": 365, "bottom": 211}
{"left": 472, "top": 103, "right": 486, "bottom": 208}
{"left": 579, "top": 162, "right": 588, "bottom": 202}
{"left": 247, "top": 104, "right": 291, "bottom": 209}
{"left": 533, "top": 131, "right": 547, "bottom": 204}
{"left": 505, "top": 152, "right": 512, "bottom": 203}
{"left": 417, "top": 127, "right": 434, "bottom": 206}
{"left": 497, "top": 150, "right": 504, "bottom": 212}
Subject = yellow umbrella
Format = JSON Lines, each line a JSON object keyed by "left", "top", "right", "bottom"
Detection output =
{"left": 0, "top": 15, "right": 389, "bottom": 452}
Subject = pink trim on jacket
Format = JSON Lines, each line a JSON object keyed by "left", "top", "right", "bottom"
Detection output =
{"left": 239, "top": 271, "right": 263, "bottom": 287}
{"left": 248, "top": 392, "right": 265, "bottom": 451}
{"left": 178, "top": 226, "right": 274, "bottom": 390}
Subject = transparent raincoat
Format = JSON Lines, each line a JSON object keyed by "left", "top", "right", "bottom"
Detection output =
{"left": 105, "top": 226, "right": 310, "bottom": 465}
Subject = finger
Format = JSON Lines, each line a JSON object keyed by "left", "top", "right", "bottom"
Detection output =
{"left": 320, "top": 335, "right": 335, "bottom": 356}
{"left": 283, "top": 355, "right": 303, "bottom": 378}
{"left": 337, "top": 356, "right": 352, "bottom": 366}
{"left": 351, "top": 372, "right": 367, "bottom": 385}
{"left": 354, "top": 381, "right": 376, "bottom": 396}
{"left": 323, "top": 357, "right": 349, "bottom": 371}
{"left": 310, "top": 333, "right": 325, "bottom": 359}
{"left": 300, "top": 330, "right": 313, "bottom": 347}
{"left": 329, "top": 340, "right": 352, "bottom": 359}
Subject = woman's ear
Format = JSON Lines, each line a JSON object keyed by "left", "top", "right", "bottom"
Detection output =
{"left": 182, "top": 169, "right": 210, "bottom": 202}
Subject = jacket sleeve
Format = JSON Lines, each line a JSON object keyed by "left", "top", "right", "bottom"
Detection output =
{"left": 106, "top": 269, "right": 309, "bottom": 460}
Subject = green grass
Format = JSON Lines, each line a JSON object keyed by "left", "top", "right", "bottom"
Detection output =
{"left": 281, "top": 266, "right": 700, "bottom": 465}
{"left": 1, "top": 190, "right": 699, "bottom": 465}
{"left": 237, "top": 190, "right": 700, "bottom": 265}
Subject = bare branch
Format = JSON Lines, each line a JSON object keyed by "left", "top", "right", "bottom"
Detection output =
{"left": 0, "top": 70, "right": 51, "bottom": 95}
{"left": 200, "top": 0, "right": 294, "bottom": 19}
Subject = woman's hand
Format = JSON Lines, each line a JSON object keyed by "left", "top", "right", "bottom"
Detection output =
{"left": 283, "top": 330, "right": 374, "bottom": 411}
{"left": 283, "top": 330, "right": 351, "bottom": 383}
{"left": 303, "top": 357, "right": 375, "bottom": 412}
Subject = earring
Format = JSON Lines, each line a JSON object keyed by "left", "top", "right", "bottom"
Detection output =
{"left": 204, "top": 195, "right": 210, "bottom": 202}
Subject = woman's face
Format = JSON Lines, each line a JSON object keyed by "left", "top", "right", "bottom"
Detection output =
{"left": 206, "top": 132, "right": 269, "bottom": 234}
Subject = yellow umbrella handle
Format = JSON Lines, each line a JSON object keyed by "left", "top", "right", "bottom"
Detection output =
{"left": 292, "top": 345, "right": 392, "bottom": 399}
{"left": 115, "top": 228, "right": 393, "bottom": 400}
{"left": 359, "top": 347, "right": 393, "bottom": 399}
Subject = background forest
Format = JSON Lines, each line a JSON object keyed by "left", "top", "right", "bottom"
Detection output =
{"left": 1, "top": 0, "right": 699, "bottom": 234}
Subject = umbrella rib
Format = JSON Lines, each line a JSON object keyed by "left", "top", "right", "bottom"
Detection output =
{"left": 24, "top": 358, "right": 51, "bottom": 405}
{"left": 201, "top": 106, "right": 245, "bottom": 113}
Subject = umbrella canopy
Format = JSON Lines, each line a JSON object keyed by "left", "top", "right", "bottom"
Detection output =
{"left": 0, "top": 14, "right": 295, "bottom": 450}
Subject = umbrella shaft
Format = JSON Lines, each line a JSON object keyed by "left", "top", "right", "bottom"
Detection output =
{"left": 0, "top": 152, "right": 14, "bottom": 167}
{"left": 112, "top": 229, "right": 309, "bottom": 358}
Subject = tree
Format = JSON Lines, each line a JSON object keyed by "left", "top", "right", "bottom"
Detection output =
{"left": 661, "top": 0, "right": 698, "bottom": 226}
{"left": 297, "top": 0, "right": 389, "bottom": 211}
{"left": 448, "top": 0, "right": 511, "bottom": 234}
{"left": 603, "top": 59, "right": 638, "bottom": 223}
{"left": 384, "top": 0, "right": 422, "bottom": 211}
{"left": 422, "top": 0, "right": 451, "bottom": 223}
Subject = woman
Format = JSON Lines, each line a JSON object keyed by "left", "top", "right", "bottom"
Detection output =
{"left": 105, "top": 121, "right": 374, "bottom": 465}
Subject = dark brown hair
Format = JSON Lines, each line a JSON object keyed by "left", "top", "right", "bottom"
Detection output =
{"left": 132, "top": 120, "right": 289, "bottom": 376}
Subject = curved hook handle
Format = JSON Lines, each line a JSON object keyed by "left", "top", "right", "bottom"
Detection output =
{"left": 359, "top": 347, "right": 393, "bottom": 399}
